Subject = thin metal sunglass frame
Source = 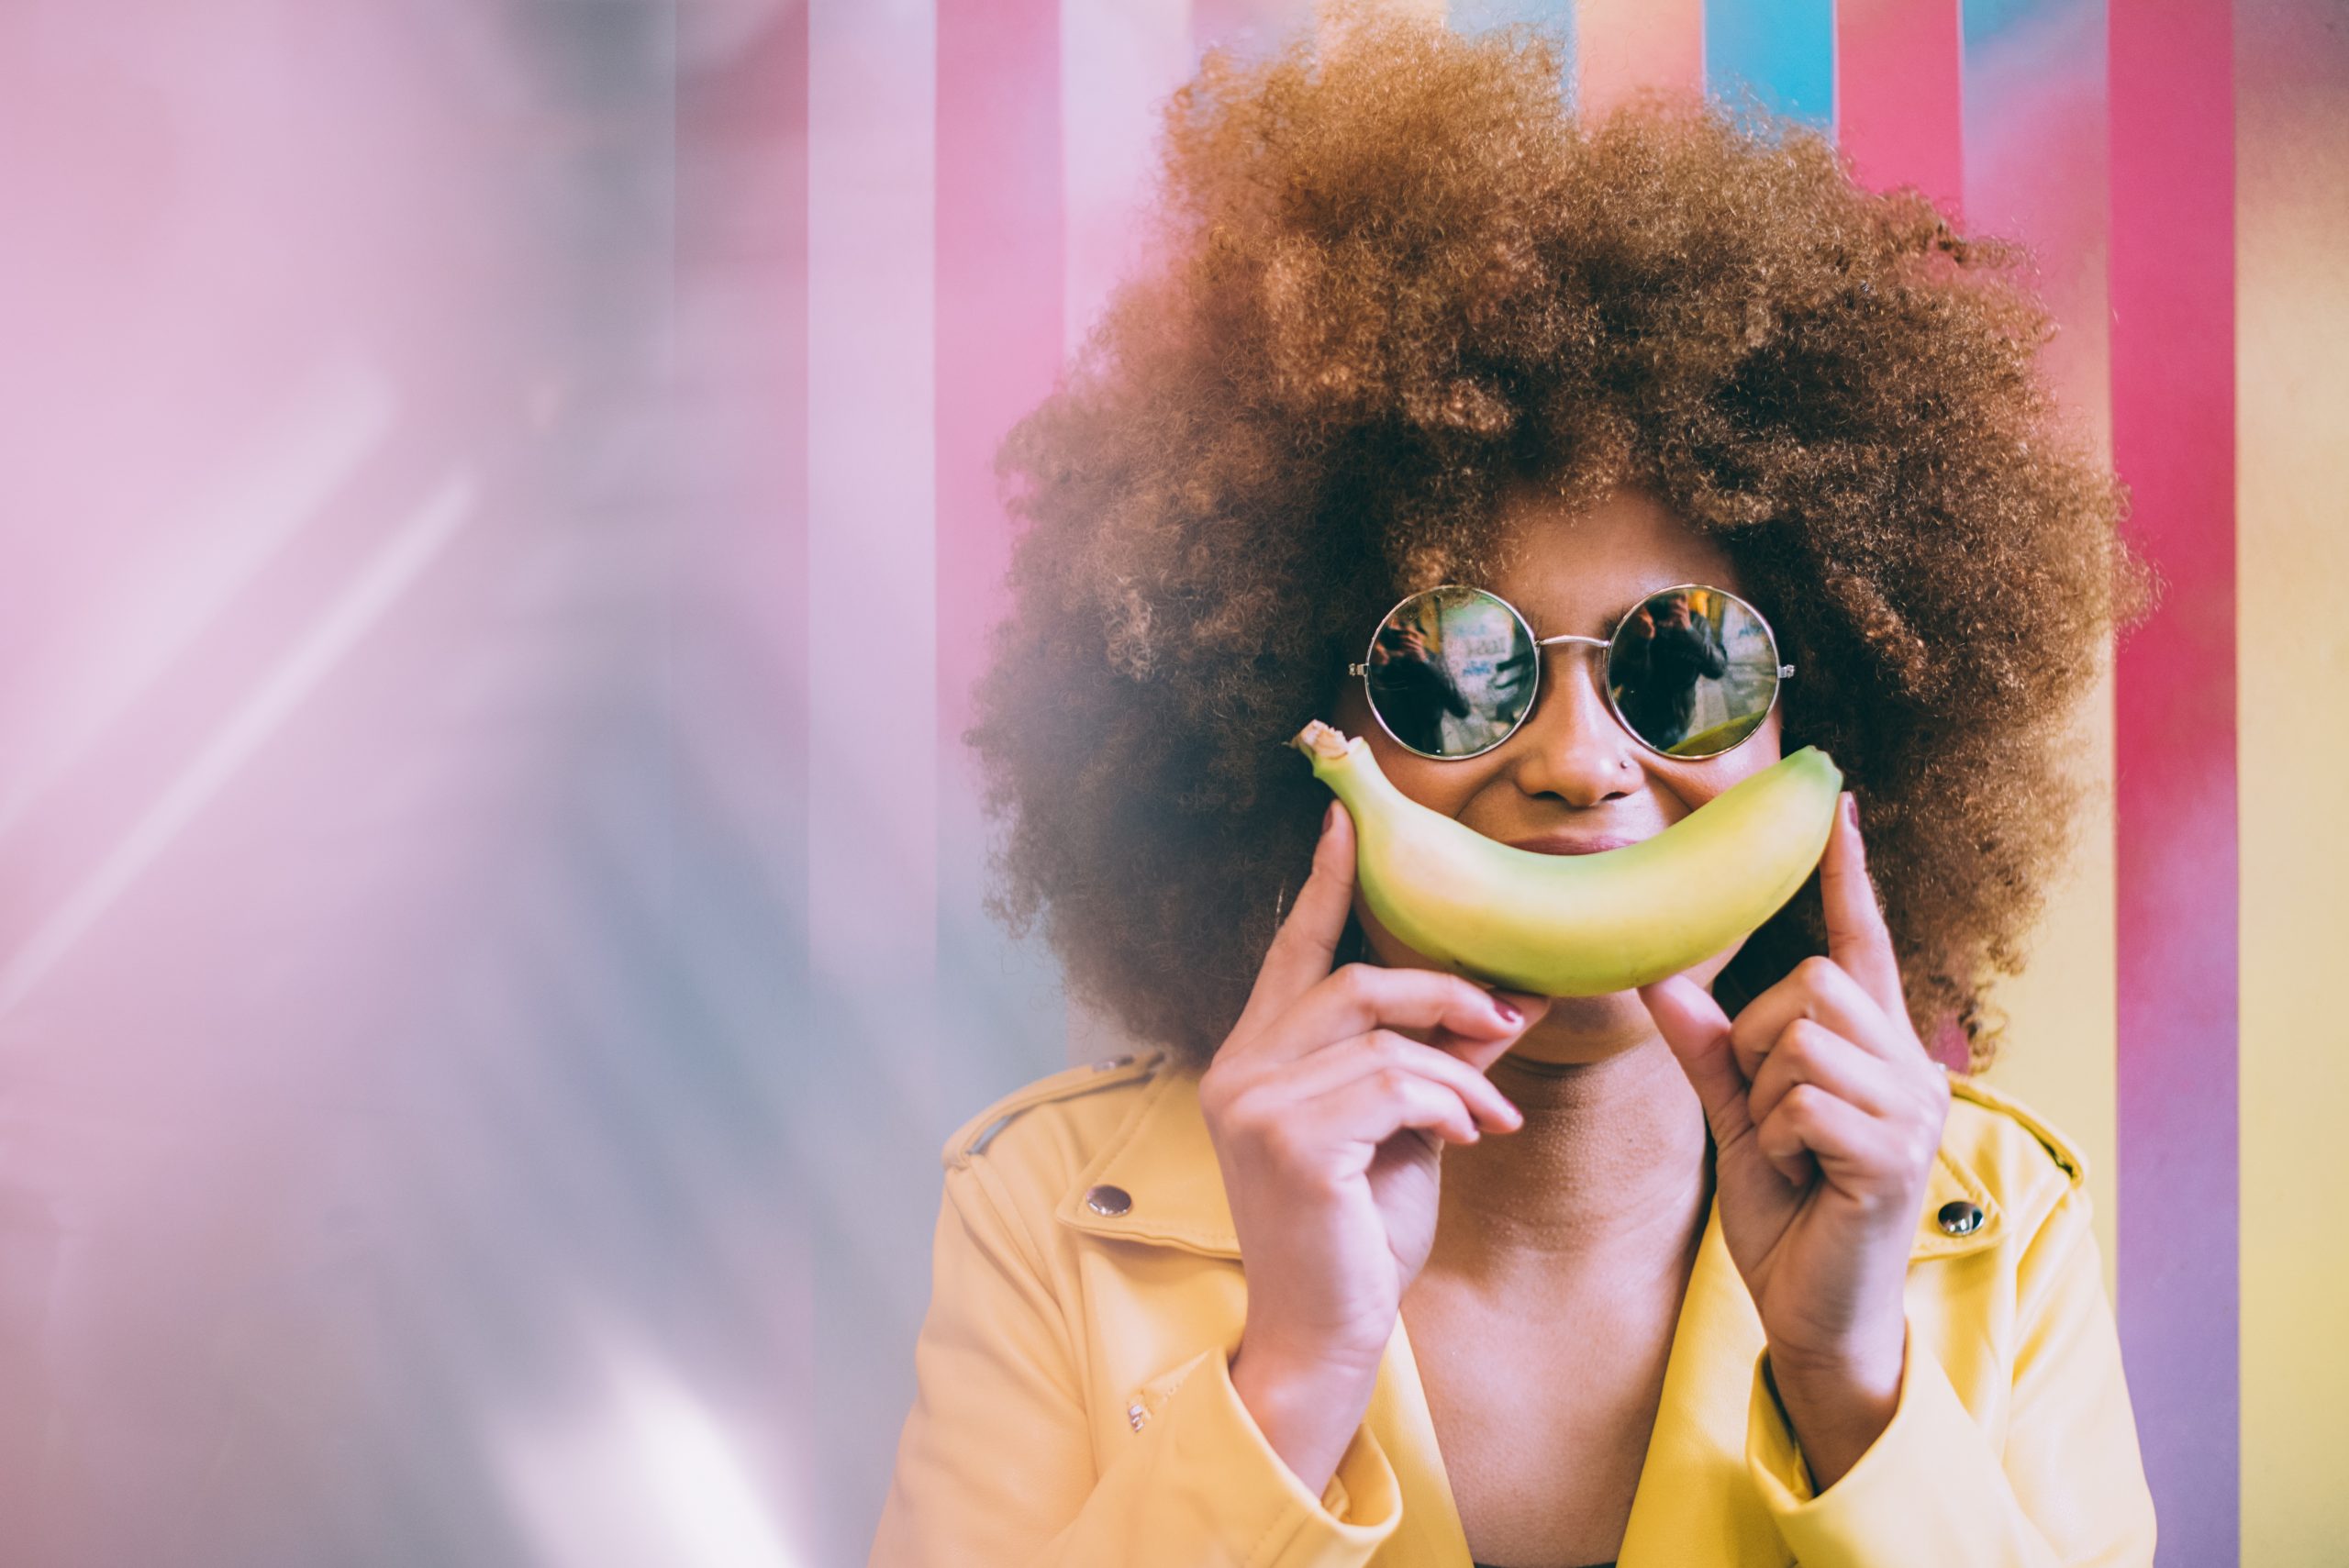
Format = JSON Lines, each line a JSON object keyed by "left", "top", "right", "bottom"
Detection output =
{"left": 1345, "top": 580, "right": 1797, "bottom": 762}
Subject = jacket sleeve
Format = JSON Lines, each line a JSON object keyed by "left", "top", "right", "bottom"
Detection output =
{"left": 866, "top": 1156, "right": 1406, "bottom": 1568}
{"left": 1741, "top": 1182, "right": 2159, "bottom": 1566}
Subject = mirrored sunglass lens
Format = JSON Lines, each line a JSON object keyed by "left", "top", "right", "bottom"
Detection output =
{"left": 1607, "top": 587, "right": 1780, "bottom": 757}
{"left": 1365, "top": 586, "right": 1534, "bottom": 756}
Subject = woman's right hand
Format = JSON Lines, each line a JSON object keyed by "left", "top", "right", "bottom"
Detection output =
{"left": 1200, "top": 798, "right": 1551, "bottom": 1496}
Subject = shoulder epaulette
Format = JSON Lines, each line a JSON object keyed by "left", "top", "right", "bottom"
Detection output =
{"left": 941, "top": 1049, "right": 1167, "bottom": 1170}
{"left": 1948, "top": 1072, "right": 2090, "bottom": 1189}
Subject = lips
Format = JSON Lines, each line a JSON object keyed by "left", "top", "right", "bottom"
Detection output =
{"left": 1504, "top": 830, "right": 1649, "bottom": 856}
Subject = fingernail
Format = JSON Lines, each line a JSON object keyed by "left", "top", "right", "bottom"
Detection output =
{"left": 1842, "top": 792, "right": 1858, "bottom": 829}
{"left": 1323, "top": 801, "right": 1339, "bottom": 835}
{"left": 1491, "top": 994, "right": 1521, "bottom": 1025}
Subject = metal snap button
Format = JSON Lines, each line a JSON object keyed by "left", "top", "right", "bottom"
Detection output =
{"left": 1937, "top": 1199, "right": 1985, "bottom": 1236}
{"left": 1085, "top": 1184, "right": 1133, "bottom": 1217}
{"left": 1093, "top": 1053, "right": 1135, "bottom": 1073}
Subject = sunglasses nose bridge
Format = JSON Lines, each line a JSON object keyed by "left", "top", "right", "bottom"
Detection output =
{"left": 1531, "top": 632, "right": 1612, "bottom": 694}
{"left": 1486, "top": 635, "right": 1642, "bottom": 789}
{"left": 1525, "top": 632, "right": 1624, "bottom": 732}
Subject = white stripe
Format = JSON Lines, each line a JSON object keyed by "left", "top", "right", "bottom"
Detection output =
{"left": 1060, "top": 0, "right": 1195, "bottom": 359}
{"left": 807, "top": 0, "right": 940, "bottom": 1089}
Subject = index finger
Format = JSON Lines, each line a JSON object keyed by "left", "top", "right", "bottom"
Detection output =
{"left": 1272, "top": 962, "right": 1545, "bottom": 1068}
{"left": 1820, "top": 791, "right": 1904, "bottom": 1017}
{"left": 1233, "top": 798, "right": 1360, "bottom": 1040}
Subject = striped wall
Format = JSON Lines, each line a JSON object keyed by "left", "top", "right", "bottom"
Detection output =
{"left": 0, "top": 2, "right": 2327, "bottom": 1563}
{"left": 787, "top": 1, "right": 2346, "bottom": 1561}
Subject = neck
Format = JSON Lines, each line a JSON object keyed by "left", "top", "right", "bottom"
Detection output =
{"left": 1424, "top": 1011, "right": 1713, "bottom": 1292}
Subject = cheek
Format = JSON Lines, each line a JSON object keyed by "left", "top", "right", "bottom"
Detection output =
{"left": 1675, "top": 720, "right": 1784, "bottom": 810}
{"left": 1328, "top": 685, "right": 1481, "bottom": 817}
{"left": 1330, "top": 682, "right": 1372, "bottom": 736}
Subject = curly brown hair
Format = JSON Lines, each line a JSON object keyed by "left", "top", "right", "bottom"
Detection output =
{"left": 963, "top": 6, "right": 2160, "bottom": 1076}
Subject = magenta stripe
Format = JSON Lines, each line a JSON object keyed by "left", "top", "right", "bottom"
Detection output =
{"left": 2109, "top": 1, "right": 2238, "bottom": 1560}
{"left": 1835, "top": 0, "right": 1964, "bottom": 219}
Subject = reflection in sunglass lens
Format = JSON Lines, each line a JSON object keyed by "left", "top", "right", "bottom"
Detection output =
{"left": 1607, "top": 587, "right": 1780, "bottom": 757}
{"left": 1363, "top": 586, "right": 1534, "bottom": 758}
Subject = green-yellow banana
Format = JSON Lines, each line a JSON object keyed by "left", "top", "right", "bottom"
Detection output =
{"left": 1289, "top": 719, "right": 1843, "bottom": 996}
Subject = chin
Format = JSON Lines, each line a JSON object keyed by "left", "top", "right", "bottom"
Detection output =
{"left": 1357, "top": 912, "right": 1725, "bottom": 1021}
{"left": 1493, "top": 991, "right": 1671, "bottom": 1071}
{"left": 1536, "top": 987, "right": 1650, "bottom": 1018}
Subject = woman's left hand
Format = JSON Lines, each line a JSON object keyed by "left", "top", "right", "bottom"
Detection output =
{"left": 1638, "top": 791, "right": 1952, "bottom": 1476}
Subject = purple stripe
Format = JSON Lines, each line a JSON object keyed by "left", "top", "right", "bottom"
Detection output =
{"left": 2109, "top": 0, "right": 2239, "bottom": 1559}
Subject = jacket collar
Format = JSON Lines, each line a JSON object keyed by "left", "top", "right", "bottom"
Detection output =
{"left": 1054, "top": 1052, "right": 2005, "bottom": 1568}
{"left": 1055, "top": 1051, "right": 2006, "bottom": 1263}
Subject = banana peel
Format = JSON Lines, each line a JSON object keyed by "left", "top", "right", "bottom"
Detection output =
{"left": 1290, "top": 719, "right": 1842, "bottom": 996}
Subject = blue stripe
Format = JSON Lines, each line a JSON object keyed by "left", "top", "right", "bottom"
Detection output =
{"left": 1961, "top": 0, "right": 2042, "bottom": 49}
{"left": 1447, "top": 0, "right": 1576, "bottom": 97}
{"left": 1704, "top": 0, "right": 1837, "bottom": 130}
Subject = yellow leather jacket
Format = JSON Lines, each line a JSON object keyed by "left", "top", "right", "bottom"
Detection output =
{"left": 868, "top": 1050, "right": 2156, "bottom": 1567}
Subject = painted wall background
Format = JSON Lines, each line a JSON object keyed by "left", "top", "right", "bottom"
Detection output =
{"left": 0, "top": 1, "right": 2338, "bottom": 1565}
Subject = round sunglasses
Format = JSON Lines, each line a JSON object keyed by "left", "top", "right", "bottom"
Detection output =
{"left": 1347, "top": 582, "right": 1796, "bottom": 761}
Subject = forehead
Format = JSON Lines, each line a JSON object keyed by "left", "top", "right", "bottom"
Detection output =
{"left": 1485, "top": 486, "right": 1742, "bottom": 637}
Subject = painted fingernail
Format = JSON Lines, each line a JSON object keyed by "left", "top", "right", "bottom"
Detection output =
{"left": 1842, "top": 792, "right": 1858, "bottom": 829}
{"left": 1323, "top": 801, "right": 1339, "bottom": 835}
{"left": 1492, "top": 995, "right": 1522, "bottom": 1025}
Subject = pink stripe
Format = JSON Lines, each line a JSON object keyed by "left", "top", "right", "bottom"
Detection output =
{"left": 1836, "top": 0, "right": 1963, "bottom": 218}
{"left": 1576, "top": 0, "right": 1704, "bottom": 120}
{"left": 806, "top": 0, "right": 942, "bottom": 1204}
{"left": 2109, "top": 0, "right": 2238, "bottom": 1557}
{"left": 935, "top": 0, "right": 1063, "bottom": 755}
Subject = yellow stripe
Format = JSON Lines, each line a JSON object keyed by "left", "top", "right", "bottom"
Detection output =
{"left": 1974, "top": 683, "right": 2121, "bottom": 1308}
{"left": 2238, "top": 12, "right": 2349, "bottom": 1557}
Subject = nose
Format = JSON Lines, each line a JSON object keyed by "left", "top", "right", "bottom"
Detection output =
{"left": 1508, "top": 640, "right": 1639, "bottom": 804}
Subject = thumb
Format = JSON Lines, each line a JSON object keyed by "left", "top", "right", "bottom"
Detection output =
{"left": 1637, "top": 973, "right": 1748, "bottom": 1131}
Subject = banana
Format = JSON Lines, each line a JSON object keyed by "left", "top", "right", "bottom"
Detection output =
{"left": 1289, "top": 719, "right": 1842, "bottom": 996}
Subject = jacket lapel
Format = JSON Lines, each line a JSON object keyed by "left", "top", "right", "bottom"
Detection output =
{"left": 1058, "top": 1067, "right": 1481, "bottom": 1561}
{"left": 1609, "top": 1179, "right": 1792, "bottom": 1568}
{"left": 1359, "top": 1165, "right": 1789, "bottom": 1568}
{"left": 1052, "top": 1064, "right": 1242, "bottom": 1259}
{"left": 1366, "top": 1304, "right": 1482, "bottom": 1565}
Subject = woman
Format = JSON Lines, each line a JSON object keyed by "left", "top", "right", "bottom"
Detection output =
{"left": 871, "top": 9, "right": 2162, "bottom": 1566}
